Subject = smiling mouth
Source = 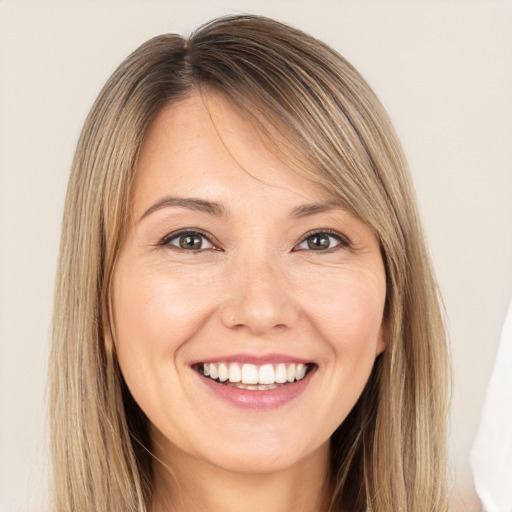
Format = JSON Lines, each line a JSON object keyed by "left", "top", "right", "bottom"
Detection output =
{"left": 193, "top": 362, "right": 315, "bottom": 390}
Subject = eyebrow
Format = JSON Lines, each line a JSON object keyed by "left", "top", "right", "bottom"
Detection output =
{"left": 290, "top": 201, "right": 337, "bottom": 218}
{"left": 140, "top": 196, "right": 226, "bottom": 221}
{"left": 140, "top": 196, "right": 339, "bottom": 222}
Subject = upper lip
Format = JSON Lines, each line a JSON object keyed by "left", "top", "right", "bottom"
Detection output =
{"left": 189, "top": 353, "right": 314, "bottom": 366}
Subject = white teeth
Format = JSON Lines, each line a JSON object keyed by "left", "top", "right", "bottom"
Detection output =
{"left": 225, "top": 382, "right": 279, "bottom": 391}
{"left": 209, "top": 363, "right": 218, "bottom": 380}
{"left": 258, "top": 364, "right": 275, "bottom": 385}
{"left": 200, "top": 361, "right": 311, "bottom": 386}
{"left": 218, "top": 363, "right": 228, "bottom": 382}
{"left": 228, "top": 363, "right": 241, "bottom": 383}
{"left": 296, "top": 363, "right": 307, "bottom": 380}
{"left": 275, "top": 363, "right": 287, "bottom": 383}
{"left": 257, "top": 384, "right": 277, "bottom": 390}
{"left": 241, "top": 364, "right": 259, "bottom": 384}
{"left": 287, "top": 363, "right": 296, "bottom": 382}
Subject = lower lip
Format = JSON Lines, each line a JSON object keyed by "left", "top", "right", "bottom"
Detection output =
{"left": 195, "top": 369, "right": 315, "bottom": 410}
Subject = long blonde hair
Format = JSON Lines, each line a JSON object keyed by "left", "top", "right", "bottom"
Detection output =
{"left": 50, "top": 14, "right": 449, "bottom": 512}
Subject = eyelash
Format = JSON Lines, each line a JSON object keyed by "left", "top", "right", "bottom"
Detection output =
{"left": 159, "top": 229, "right": 350, "bottom": 253}
{"left": 159, "top": 229, "right": 219, "bottom": 252}
{"left": 292, "top": 229, "right": 351, "bottom": 252}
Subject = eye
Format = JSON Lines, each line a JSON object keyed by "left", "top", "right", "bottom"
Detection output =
{"left": 161, "top": 230, "right": 216, "bottom": 251}
{"left": 294, "top": 231, "right": 348, "bottom": 252}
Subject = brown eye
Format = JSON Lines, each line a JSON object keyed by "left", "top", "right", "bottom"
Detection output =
{"left": 163, "top": 231, "right": 215, "bottom": 251}
{"left": 295, "top": 231, "right": 348, "bottom": 252}
{"left": 179, "top": 234, "right": 203, "bottom": 250}
{"left": 307, "top": 233, "right": 331, "bottom": 250}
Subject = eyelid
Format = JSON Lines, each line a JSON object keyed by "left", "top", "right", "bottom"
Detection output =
{"left": 292, "top": 229, "right": 351, "bottom": 252}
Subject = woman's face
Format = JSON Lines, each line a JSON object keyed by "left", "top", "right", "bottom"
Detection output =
{"left": 111, "top": 92, "right": 387, "bottom": 475}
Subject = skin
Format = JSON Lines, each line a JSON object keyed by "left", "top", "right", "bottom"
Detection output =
{"left": 110, "top": 91, "right": 387, "bottom": 512}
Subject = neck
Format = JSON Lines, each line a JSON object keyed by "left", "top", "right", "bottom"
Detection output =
{"left": 150, "top": 439, "right": 331, "bottom": 512}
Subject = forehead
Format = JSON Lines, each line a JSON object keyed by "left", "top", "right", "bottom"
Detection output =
{"left": 132, "top": 91, "right": 334, "bottom": 217}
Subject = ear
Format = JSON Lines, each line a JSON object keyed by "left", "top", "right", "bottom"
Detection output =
{"left": 104, "top": 322, "right": 116, "bottom": 355}
{"left": 102, "top": 299, "right": 116, "bottom": 356}
{"left": 375, "top": 318, "right": 389, "bottom": 357}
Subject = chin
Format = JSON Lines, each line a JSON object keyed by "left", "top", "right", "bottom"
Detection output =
{"left": 184, "top": 421, "right": 330, "bottom": 475}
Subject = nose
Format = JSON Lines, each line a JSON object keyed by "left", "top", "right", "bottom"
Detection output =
{"left": 220, "top": 255, "right": 299, "bottom": 336}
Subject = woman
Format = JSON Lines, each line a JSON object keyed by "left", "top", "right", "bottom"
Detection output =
{"left": 50, "top": 14, "right": 449, "bottom": 512}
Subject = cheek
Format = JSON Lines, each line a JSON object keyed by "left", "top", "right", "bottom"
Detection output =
{"left": 110, "top": 262, "right": 222, "bottom": 423}
{"left": 112, "top": 263, "right": 218, "bottom": 356}
{"left": 307, "top": 275, "right": 385, "bottom": 419}
{"left": 299, "top": 271, "right": 386, "bottom": 358}
{"left": 110, "top": 261, "right": 222, "bottom": 436}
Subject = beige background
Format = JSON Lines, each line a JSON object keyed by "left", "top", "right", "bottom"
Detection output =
{"left": 1, "top": 1, "right": 511, "bottom": 510}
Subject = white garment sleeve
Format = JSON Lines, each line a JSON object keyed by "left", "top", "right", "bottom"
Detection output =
{"left": 470, "top": 299, "right": 512, "bottom": 512}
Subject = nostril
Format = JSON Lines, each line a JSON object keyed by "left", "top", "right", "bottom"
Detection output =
{"left": 219, "top": 300, "right": 299, "bottom": 335}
